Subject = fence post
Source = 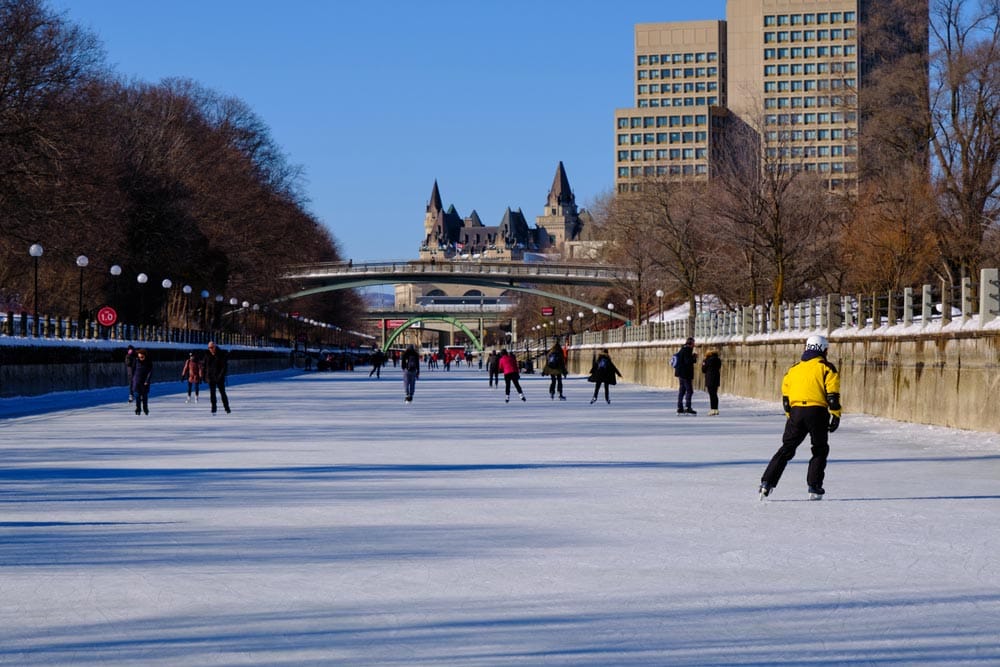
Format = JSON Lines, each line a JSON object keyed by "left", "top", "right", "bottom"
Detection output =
{"left": 903, "top": 287, "right": 913, "bottom": 326}
{"left": 922, "top": 284, "right": 933, "bottom": 326}
{"left": 941, "top": 279, "right": 952, "bottom": 325}
{"left": 826, "top": 294, "right": 842, "bottom": 332}
{"left": 980, "top": 268, "right": 1000, "bottom": 327}
{"left": 887, "top": 292, "right": 896, "bottom": 327}
{"left": 961, "top": 276, "right": 974, "bottom": 322}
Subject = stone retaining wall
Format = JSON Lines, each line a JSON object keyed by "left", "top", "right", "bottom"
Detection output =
{"left": 0, "top": 344, "right": 293, "bottom": 398}
{"left": 569, "top": 331, "right": 1000, "bottom": 432}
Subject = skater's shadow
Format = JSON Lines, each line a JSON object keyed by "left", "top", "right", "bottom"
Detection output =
{"left": 771, "top": 494, "right": 1000, "bottom": 503}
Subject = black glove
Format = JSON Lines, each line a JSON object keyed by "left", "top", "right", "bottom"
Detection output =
{"left": 828, "top": 415, "right": 840, "bottom": 432}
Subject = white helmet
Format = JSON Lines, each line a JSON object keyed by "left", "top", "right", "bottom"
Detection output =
{"left": 804, "top": 335, "right": 828, "bottom": 352}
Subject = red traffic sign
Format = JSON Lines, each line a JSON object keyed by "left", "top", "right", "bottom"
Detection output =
{"left": 541, "top": 306, "right": 555, "bottom": 316}
{"left": 96, "top": 306, "right": 117, "bottom": 326}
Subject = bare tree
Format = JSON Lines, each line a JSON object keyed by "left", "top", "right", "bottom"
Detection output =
{"left": 928, "top": 0, "right": 1000, "bottom": 284}
{"left": 709, "top": 109, "right": 840, "bottom": 324}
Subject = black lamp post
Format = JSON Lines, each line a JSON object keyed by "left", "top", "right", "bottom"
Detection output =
{"left": 182, "top": 285, "right": 192, "bottom": 332}
{"left": 76, "top": 255, "right": 88, "bottom": 332}
{"left": 136, "top": 272, "right": 148, "bottom": 324}
{"left": 110, "top": 264, "right": 122, "bottom": 310}
{"left": 161, "top": 279, "right": 172, "bottom": 332}
{"left": 656, "top": 289, "right": 664, "bottom": 334}
{"left": 607, "top": 303, "right": 615, "bottom": 328}
{"left": 29, "top": 243, "right": 43, "bottom": 335}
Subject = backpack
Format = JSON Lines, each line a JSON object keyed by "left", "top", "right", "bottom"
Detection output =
{"left": 670, "top": 352, "right": 679, "bottom": 368}
{"left": 547, "top": 351, "right": 560, "bottom": 366}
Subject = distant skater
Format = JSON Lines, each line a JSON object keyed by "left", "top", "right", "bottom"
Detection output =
{"left": 487, "top": 350, "right": 501, "bottom": 388}
{"left": 181, "top": 352, "right": 202, "bottom": 403}
{"left": 702, "top": 349, "right": 722, "bottom": 415}
{"left": 497, "top": 349, "right": 525, "bottom": 403}
{"left": 204, "top": 341, "right": 231, "bottom": 415}
{"left": 131, "top": 348, "right": 153, "bottom": 415}
{"left": 542, "top": 341, "right": 567, "bottom": 400}
{"left": 588, "top": 348, "right": 622, "bottom": 404}
{"left": 401, "top": 344, "right": 420, "bottom": 403}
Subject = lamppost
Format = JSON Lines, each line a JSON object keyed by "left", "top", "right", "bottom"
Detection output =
{"left": 607, "top": 303, "right": 615, "bottom": 328}
{"left": 75, "top": 255, "right": 88, "bottom": 332}
{"left": 566, "top": 314, "right": 573, "bottom": 335}
{"left": 200, "top": 290, "right": 210, "bottom": 331}
{"left": 110, "top": 264, "right": 122, "bottom": 311}
{"left": 592, "top": 307, "right": 599, "bottom": 330}
{"left": 29, "top": 243, "right": 43, "bottom": 335}
{"left": 229, "top": 297, "right": 239, "bottom": 335}
{"left": 626, "top": 298, "right": 634, "bottom": 325}
{"left": 161, "top": 279, "right": 172, "bottom": 332}
{"left": 215, "top": 294, "right": 224, "bottom": 334}
{"left": 656, "top": 289, "right": 664, "bottom": 334}
{"left": 242, "top": 301, "right": 250, "bottom": 335}
{"left": 136, "top": 272, "right": 148, "bottom": 325}
{"left": 578, "top": 311, "right": 585, "bottom": 333}
{"left": 182, "top": 284, "right": 192, "bottom": 332}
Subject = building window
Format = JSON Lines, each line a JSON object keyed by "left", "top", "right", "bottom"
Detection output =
{"left": 764, "top": 15, "right": 776, "bottom": 26}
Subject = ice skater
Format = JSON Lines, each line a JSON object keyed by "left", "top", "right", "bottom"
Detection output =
{"left": 759, "top": 335, "right": 842, "bottom": 500}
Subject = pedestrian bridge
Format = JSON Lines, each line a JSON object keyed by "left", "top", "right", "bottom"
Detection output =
{"left": 279, "top": 260, "right": 634, "bottom": 321}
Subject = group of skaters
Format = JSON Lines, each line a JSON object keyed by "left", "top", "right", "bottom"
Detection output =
{"left": 123, "top": 341, "right": 232, "bottom": 416}
{"left": 397, "top": 333, "right": 842, "bottom": 501}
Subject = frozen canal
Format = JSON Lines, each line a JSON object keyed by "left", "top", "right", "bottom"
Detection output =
{"left": 1, "top": 366, "right": 999, "bottom": 665}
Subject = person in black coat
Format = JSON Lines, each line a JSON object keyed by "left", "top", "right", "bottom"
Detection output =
{"left": 130, "top": 348, "right": 153, "bottom": 415}
{"left": 400, "top": 344, "right": 420, "bottom": 403}
{"left": 541, "top": 341, "right": 567, "bottom": 400}
{"left": 701, "top": 349, "right": 722, "bottom": 415}
{"left": 674, "top": 337, "right": 698, "bottom": 415}
{"left": 203, "top": 341, "right": 231, "bottom": 414}
{"left": 588, "top": 348, "right": 623, "bottom": 404}
{"left": 124, "top": 345, "right": 137, "bottom": 404}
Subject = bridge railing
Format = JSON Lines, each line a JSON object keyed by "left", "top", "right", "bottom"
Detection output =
{"left": 283, "top": 259, "right": 634, "bottom": 282}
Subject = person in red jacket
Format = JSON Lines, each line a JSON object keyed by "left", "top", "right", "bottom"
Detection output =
{"left": 497, "top": 349, "right": 526, "bottom": 403}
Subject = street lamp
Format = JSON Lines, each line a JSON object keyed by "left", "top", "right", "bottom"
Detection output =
{"left": 626, "top": 298, "right": 634, "bottom": 325}
{"left": 110, "top": 264, "right": 122, "bottom": 310}
{"left": 75, "top": 255, "right": 88, "bottom": 332}
{"left": 182, "top": 285, "right": 192, "bottom": 331}
{"left": 137, "top": 272, "right": 148, "bottom": 325}
{"left": 656, "top": 289, "right": 664, "bottom": 328}
{"left": 592, "top": 307, "right": 599, "bottom": 330}
{"left": 29, "top": 243, "right": 43, "bottom": 335}
{"left": 607, "top": 303, "right": 615, "bottom": 328}
{"left": 161, "top": 279, "right": 172, "bottom": 331}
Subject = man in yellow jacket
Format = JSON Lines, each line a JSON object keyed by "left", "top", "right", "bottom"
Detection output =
{"left": 759, "top": 335, "right": 841, "bottom": 500}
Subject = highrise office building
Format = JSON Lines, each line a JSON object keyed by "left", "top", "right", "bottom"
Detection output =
{"left": 614, "top": 0, "right": 926, "bottom": 193}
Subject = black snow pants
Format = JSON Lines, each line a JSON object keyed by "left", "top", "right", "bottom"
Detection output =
{"left": 761, "top": 406, "right": 830, "bottom": 490}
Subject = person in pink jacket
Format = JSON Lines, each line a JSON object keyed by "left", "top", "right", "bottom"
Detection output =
{"left": 497, "top": 349, "right": 526, "bottom": 403}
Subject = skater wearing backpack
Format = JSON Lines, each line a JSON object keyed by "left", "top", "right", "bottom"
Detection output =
{"left": 588, "top": 348, "right": 622, "bottom": 404}
{"left": 542, "top": 341, "right": 567, "bottom": 400}
{"left": 759, "top": 335, "right": 841, "bottom": 501}
{"left": 673, "top": 337, "right": 698, "bottom": 415}
{"left": 401, "top": 345, "right": 420, "bottom": 403}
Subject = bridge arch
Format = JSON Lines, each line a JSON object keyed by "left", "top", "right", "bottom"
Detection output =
{"left": 383, "top": 315, "right": 486, "bottom": 352}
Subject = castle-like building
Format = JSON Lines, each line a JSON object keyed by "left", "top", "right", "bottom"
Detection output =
{"left": 396, "top": 162, "right": 597, "bottom": 310}
{"left": 419, "top": 162, "right": 588, "bottom": 262}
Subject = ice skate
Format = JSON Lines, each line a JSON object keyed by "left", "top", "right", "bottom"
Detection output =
{"left": 808, "top": 486, "right": 825, "bottom": 501}
{"left": 759, "top": 483, "right": 773, "bottom": 501}
{"left": 684, "top": 407, "right": 698, "bottom": 415}
{"left": 185, "top": 396, "right": 191, "bottom": 404}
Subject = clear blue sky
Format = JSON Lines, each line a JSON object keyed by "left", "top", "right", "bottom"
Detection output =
{"left": 50, "top": 0, "right": 727, "bottom": 262}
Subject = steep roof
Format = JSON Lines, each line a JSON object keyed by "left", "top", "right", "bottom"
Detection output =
{"left": 547, "top": 161, "right": 575, "bottom": 208}
{"left": 427, "top": 180, "right": 443, "bottom": 213}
